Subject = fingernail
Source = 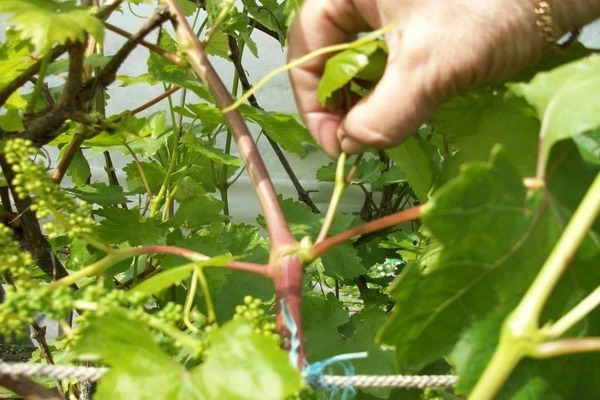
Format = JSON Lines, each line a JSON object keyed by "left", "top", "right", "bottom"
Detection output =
{"left": 339, "top": 134, "right": 365, "bottom": 155}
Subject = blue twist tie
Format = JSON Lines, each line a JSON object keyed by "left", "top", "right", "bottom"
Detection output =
{"left": 303, "top": 352, "right": 368, "bottom": 400}
{"left": 280, "top": 299, "right": 301, "bottom": 368}
{"left": 280, "top": 300, "right": 368, "bottom": 399}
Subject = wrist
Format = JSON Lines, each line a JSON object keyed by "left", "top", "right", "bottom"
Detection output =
{"left": 534, "top": 0, "right": 600, "bottom": 47}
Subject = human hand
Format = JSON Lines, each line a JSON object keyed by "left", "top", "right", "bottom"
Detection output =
{"left": 287, "top": 0, "right": 598, "bottom": 158}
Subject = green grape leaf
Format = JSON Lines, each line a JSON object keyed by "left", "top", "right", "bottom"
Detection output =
{"left": 317, "top": 41, "right": 385, "bottom": 108}
{"left": 65, "top": 237, "right": 99, "bottom": 271}
{"left": 198, "top": 320, "right": 303, "bottom": 400}
{"left": 573, "top": 129, "right": 600, "bottom": 164}
{"left": 355, "top": 234, "right": 399, "bottom": 274}
{"left": 342, "top": 308, "right": 397, "bottom": 398}
{"left": 351, "top": 158, "right": 386, "bottom": 186}
{"left": 123, "top": 161, "right": 166, "bottom": 194}
{"left": 0, "top": 0, "right": 104, "bottom": 55}
{"left": 320, "top": 243, "right": 367, "bottom": 280}
{"left": 181, "top": 135, "right": 241, "bottom": 167}
{"left": 303, "top": 294, "right": 351, "bottom": 360}
{"left": 176, "top": 0, "right": 200, "bottom": 16}
{"left": 386, "top": 135, "right": 440, "bottom": 202}
{"left": 219, "top": 223, "right": 266, "bottom": 257}
{"left": 66, "top": 183, "right": 129, "bottom": 207}
{"left": 184, "top": 103, "right": 226, "bottom": 124}
{"left": 303, "top": 295, "right": 396, "bottom": 399}
{"left": 262, "top": 197, "right": 320, "bottom": 239}
{"left": 241, "top": 0, "right": 288, "bottom": 44}
{"left": 133, "top": 254, "right": 234, "bottom": 296}
{"left": 258, "top": 197, "right": 358, "bottom": 242}
{"left": 380, "top": 230, "right": 422, "bottom": 262}
{"left": 181, "top": 161, "right": 217, "bottom": 194}
{"left": 239, "top": 30, "right": 259, "bottom": 57}
{"left": 50, "top": 113, "right": 164, "bottom": 149}
{"left": 64, "top": 148, "right": 91, "bottom": 187}
{"left": 315, "top": 161, "right": 340, "bottom": 182}
{"left": 186, "top": 103, "right": 316, "bottom": 156}
{"left": 205, "top": 29, "right": 230, "bottom": 59}
{"left": 132, "top": 264, "right": 194, "bottom": 295}
{"left": 378, "top": 147, "right": 600, "bottom": 397}
{"left": 380, "top": 165, "right": 408, "bottom": 185}
{"left": 0, "top": 29, "right": 35, "bottom": 90}
{"left": 510, "top": 56, "right": 600, "bottom": 171}
{"left": 175, "top": 175, "right": 207, "bottom": 199}
{"left": 74, "top": 308, "right": 207, "bottom": 400}
{"left": 0, "top": 108, "right": 24, "bottom": 131}
{"left": 241, "top": 105, "right": 317, "bottom": 156}
{"left": 168, "top": 195, "right": 227, "bottom": 229}
{"left": 124, "top": 112, "right": 169, "bottom": 158}
{"left": 94, "top": 207, "right": 166, "bottom": 246}
{"left": 77, "top": 309, "right": 302, "bottom": 399}
{"left": 430, "top": 89, "right": 539, "bottom": 184}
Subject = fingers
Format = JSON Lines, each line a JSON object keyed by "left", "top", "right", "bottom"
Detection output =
{"left": 287, "top": 0, "right": 377, "bottom": 157}
{"left": 338, "top": 50, "right": 436, "bottom": 154}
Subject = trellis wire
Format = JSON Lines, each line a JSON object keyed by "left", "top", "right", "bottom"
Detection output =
{"left": 0, "top": 361, "right": 457, "bottom": 389}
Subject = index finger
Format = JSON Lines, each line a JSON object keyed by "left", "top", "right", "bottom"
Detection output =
{"left": 287, "top": 0, "right": 378, "bottom": 158}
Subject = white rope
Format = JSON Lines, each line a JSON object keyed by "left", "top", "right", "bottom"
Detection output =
{"left": 319, "top": 374, "right": 457, "bottom": 389}
{"left": 0, "top": 361, "right": 457, "bottom": 389}
{"left": 0, "top": 362, "right": 107, "bottom": 382}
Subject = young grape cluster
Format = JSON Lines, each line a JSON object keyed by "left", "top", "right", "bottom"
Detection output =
{"left": 72, "top": 287, "right": 191, "bottom": 356}
{"left": 234, "top": 296, "right": 278, "bottom": 341}
{"left": 154, "top": 301, "right": 184, "bottom": 326}
{"left": 3, "top": 138, "right": 96, "bottom": 239}
{"left": 0, "top": 285, "right": 74, "bottom": 339}
{"left": 0, "top": 223, "right": 35, "bottom": 282}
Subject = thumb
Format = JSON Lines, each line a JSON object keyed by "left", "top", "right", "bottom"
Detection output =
{"left": 337, "top": 56, "right": 436, "bottom": 154}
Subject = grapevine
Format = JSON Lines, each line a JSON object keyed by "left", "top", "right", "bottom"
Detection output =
{"left": 0, "top": 1, "right": 597, "bottom": 400}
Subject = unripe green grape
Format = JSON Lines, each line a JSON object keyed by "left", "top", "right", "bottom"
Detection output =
{"left": 234, "top": 296, "right": 278, "bottom": 338}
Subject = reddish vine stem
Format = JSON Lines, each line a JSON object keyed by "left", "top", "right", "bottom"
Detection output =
{"left": 51, "top": 131, "right": 85, "bottom": 184}
{"left": 53, "top": 244, "right": 270, "bottom": 288}
{"left": 272, "top": 255, "right": 306, "bottom": 367}
{"left": 311, "top": 206, "right": 423, "bottom": 258}
{"left": 226, "top": 261, "right": 271, "bottom": 277}
{"left": 130, "top": 86, "right": 181, "bottom": 115}
{"left": 131, "top": 245, "right": 270, "bottom": 276}
{"left": 164, "top": 0, "right": 296, "bottom": 254}
{"left": 105, "top": 22, "right": 184, "bottom": 65}
{"left": 164, "top": 0, "right": 304, "bottom": 363}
